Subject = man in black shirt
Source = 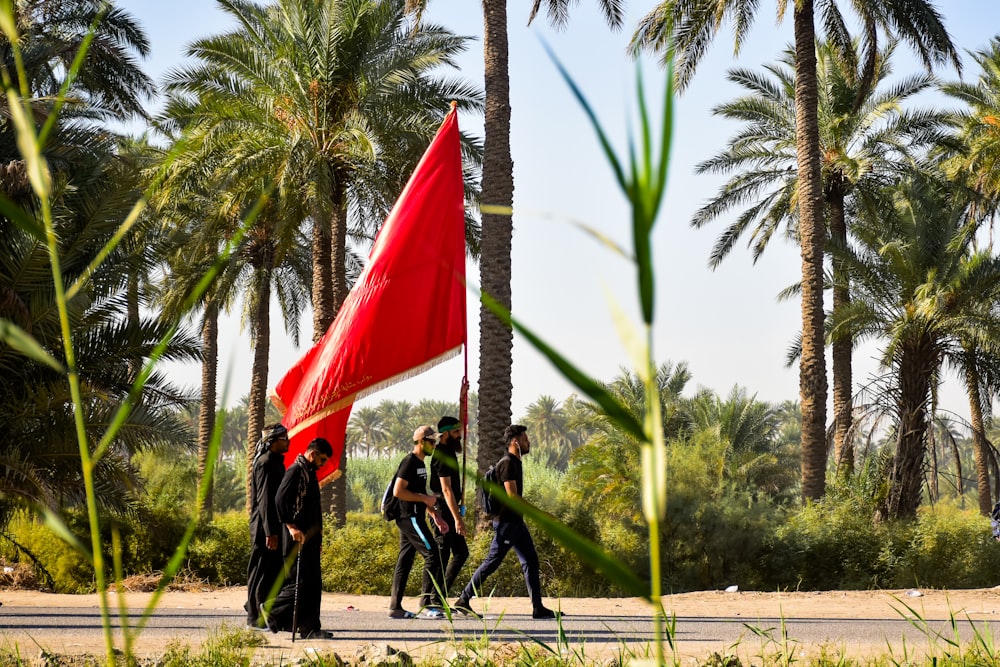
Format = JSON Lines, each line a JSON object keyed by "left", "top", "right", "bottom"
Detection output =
{"left": 246, "top": 423, "right": 289, "bottom": 629}
{"left": 389, "top": 425, "right": 449, "bottom": 619}
{"left": 429, "top": 415, "right": 468, "bottom": 598}
{"left": 261, "top": 437, "right": 333, "bottom": 639}
{"left": 453, "top": 424, "right": 559, "bottom": 619}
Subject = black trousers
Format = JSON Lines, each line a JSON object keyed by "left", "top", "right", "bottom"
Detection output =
{"left": 266, "top": 539, "right": 323, "bottom": 633}
{"left": 391, "top": 514, "right": 443, "bottom": 610}
{"left": 458, "top": 519, "right": 542, "bottom": 607}
{"left": 431, "top": 511, "right": 468, "bottom": 597}
{"left": 245, "top": 538, "right": 284, "bottom": 625}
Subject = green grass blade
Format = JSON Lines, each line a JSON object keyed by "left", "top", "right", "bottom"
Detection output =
{"left": 0, "top": 320, "right": 64, "bottom": 371}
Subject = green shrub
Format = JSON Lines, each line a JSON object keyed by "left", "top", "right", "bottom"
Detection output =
{"left": 188, "top": 511, "right": 251, "bottom": 585}
{"left": 321, "top": 512, "right": 400, "bottom": 594}
{"left": 892, "top": 499, "right": 1000, "bottom": 588}
{"left": 346, "top": 457, "right": 400, "bottom": 513}
{"left": 3, "top": 510, "right": 94, "bottom": 593}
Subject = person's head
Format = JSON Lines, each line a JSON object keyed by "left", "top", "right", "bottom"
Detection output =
{"left": 437, "top": 416, "right": 461, "bottom": 446}
{"left": 503, "top": 424, "right": 529, "bottom": 456}
{"left": 305, "top": 438, "right": 333, "bottom": 469}
{"left": 412, "top": 425, "right": 437, "bottom": 456}
{"left": 261, "top": 423, "right": 290, "bottom": 454}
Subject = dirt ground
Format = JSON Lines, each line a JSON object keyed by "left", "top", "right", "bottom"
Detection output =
{"left": 5, "top": 586, "right": 1000, "bottom": 663}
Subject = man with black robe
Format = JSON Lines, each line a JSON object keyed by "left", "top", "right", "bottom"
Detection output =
{"left": 246, "top": 423, "right": 289, "bottom": 629}
{"left": 261, "top": 437, "right": 333, "bottom": 639}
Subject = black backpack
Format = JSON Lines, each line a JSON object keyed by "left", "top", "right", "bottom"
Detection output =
{"left": 381, "top": 477, "right": 401, "bottom": 521}
{"left": 479, "top": 455, "right": 510, "bottom": 517}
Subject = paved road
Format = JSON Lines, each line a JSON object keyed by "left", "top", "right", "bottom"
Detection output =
{"left": 3, "top": 604, "right": 1000, "bottom": 661}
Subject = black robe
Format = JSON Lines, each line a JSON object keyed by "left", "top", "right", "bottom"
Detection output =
{"left": 246, "top": 449, "right": 286, "bottom": 625}
{"left": 267, "top": 455, "right": 324, "bottom": 633}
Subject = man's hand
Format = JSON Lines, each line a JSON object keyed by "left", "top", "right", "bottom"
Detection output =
{"left": 287, "top": 525, "right": 305, "bottom": 543}
{"left": 265, "top": 535, "right": 278, "bottom": 550}
{"left": 431, "top": 511, "right": 450, "bottom": 534}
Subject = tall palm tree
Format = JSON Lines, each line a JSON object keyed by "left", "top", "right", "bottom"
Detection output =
{"left": 631, "top": 0, "right": 959, "bottom": 502}
{"left": 0, "top": 0, "right": 153, "bottom": 199}
{"left": 939, "top": 37, "right": 1000, "bottom": 229}
{"left": 164, "top": 0, "right": 482, "bottom": 522}
{"left": 829, "top": 173, "right": 1000, "bottom": 518}
{"left": 693, "top": 39, "right": 941, "bottom": 476}
{"left": 405, "top": 0, "right": 625, "bottom": 484}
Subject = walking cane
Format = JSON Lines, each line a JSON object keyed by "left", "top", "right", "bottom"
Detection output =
{"left": 290, "top": 544, "right": 302, "bottom": 642}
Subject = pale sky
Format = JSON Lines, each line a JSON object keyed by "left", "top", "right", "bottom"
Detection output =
{"left": 120, "top": 0, "right": 999, "bottom": 422}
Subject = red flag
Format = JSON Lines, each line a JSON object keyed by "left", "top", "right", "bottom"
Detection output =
{"left": 272, "top": 106, "right": 466, "bottom": 481}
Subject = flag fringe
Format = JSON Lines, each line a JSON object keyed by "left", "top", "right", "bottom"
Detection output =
{"left": 286, "top": 345, "right": 463, "bottom": 439}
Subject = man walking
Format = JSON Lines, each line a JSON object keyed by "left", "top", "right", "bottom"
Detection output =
{"left": 246, "top": 423, "right": 289, "bottom": 629}
{"left": 453, "top": 425, "right": 559, "bottom": 619}
{"left": 389, "top": 425, "right": 449, "bottom": 619}
{"left": 261, "top": 437, "right": 333, "bottom": 639}
{"left": 429, "top": 416, "right": 468, "bottom": 597}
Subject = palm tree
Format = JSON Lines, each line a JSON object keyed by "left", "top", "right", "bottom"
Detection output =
{"left": 405, "top": 0, "right": 625, "bottom": 483}
{"left": 829, "top": 172, "right": 1000, "bottom": 518}
{"left": 0, "top": 148, "right": 200, "bottom": 526}
{"left": 522, "top": 395, "right": 575, "bottom": 468}
{"left": 939, "top": 37, "right": 1000, "bottom": 226}
{"left": 347, "top": 407, "right": 388, "bottom": 458}
{"left": 0, "top": 0, "right": 153, "bottom": 200}
{"left": 631, "top": 0, "right": 959, "bottom": 502}
{"left": 693, "top": 39, "right": 941, "bottom": 476}
{"left": 688, "top": 386, "right": 799, "bottom": 499}
{"left": 163, "top": 0, "right": 483, "bottom": 522}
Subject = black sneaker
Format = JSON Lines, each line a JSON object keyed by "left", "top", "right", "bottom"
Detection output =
{"left": 452, "top": 599, "right": 481, "bottom": 618}
{"left": 532, "top": 606, "right": 561, "bottom": 620}
{"left": 388, "top": 608, "right": 416, "bottom": 619}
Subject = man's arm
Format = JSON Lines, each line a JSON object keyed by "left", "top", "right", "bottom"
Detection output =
{"left": 439, "top": 475, "right": 466, "bottom": 536}
{"left": 392, "top": 476, "right": 436, "bottom": 507}
{"left": 394, "top": 477, "right": 449, "bottom": 533}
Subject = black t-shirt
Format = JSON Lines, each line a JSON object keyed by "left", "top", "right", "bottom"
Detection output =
{"left": 430, "top": 441, "right": 460, "bottom": 499}
{"left": 395, "top": 452, "right": 428, "bottom": 519}
{"left": 495, "top": 453, "right": 523, "bottom": 522}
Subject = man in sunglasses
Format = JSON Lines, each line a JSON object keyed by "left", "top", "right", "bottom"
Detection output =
{"left": 388, "top": 425, "right": 449, "bottom": 619}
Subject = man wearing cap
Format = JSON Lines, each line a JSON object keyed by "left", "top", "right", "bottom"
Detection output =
{"left": 388, "top": 425, "right": 449, "bottom": 619}
{"left": 453, "top": 424, "right": 560, "bottom": 619}
{"left": 246, "top": 423, "right": 289, "bottom": 629}
{"left": 429, "top": 416, "right": 468, "bottom": 598}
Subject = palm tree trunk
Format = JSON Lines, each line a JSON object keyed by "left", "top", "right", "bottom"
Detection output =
{"left": 964, "top": 361, "right": 993, "bottom": 515}
{"left": 828, "top": 190, "right": 853, "bottom": 476}
{"left": 311, "top": 218, "right": 334, "bottom": 342}
{"left": 245, "top": 263, "right": 273, "bottom": 514}
{"left": 322, "top": 190, "right": 350, "bottom": 526}
{"left": 793, "top": 0, "right": 828, "bottom": 502}
{"left": 477, "top": 0, "right": 515, "bottom": 503}
{"left": 887, "top": 342, "right": 932, "bottom": 519}
{"left": 198, "top": 301, "right": 219, "bottom": 518}
{"left": 476, "top": 0, "right": 515, "bottom": 516}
